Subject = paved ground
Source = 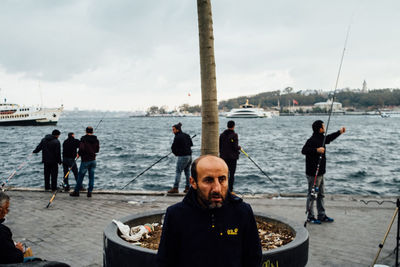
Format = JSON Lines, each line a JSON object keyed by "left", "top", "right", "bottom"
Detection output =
{"left": 3, "top": 188, "right": 399, "bottom": 267}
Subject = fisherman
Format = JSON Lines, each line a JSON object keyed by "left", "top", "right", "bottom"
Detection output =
{"left": 33, "top": 129, "right": 62, "bottom": 191}
{"left": 302, "top": 120, "right": 346, "bottom": 224}
{"left": 157, "top": 155, "right": 262, "bottom": 267}
{"left": 70, "top": 126, "right": 100, "bottom": 198}
{"left": 0, "top": 192, "right": 24, "bottom": 264}
{"left": 219, "top": 120, "right": 241, "bottom": 192}
{"left": 62, "top": 132, "right": 80, "bottom": 191}
{"left": 168, "top": 122, "right": 193, "bottom": 194}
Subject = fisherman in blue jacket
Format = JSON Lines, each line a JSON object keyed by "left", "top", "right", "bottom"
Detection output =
{"left": 157, "top": 155, "right": 262, "bottom": 267}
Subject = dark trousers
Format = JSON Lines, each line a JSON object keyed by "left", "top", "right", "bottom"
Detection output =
{"left": 44, "top": 162, "right": 58, "bottom": 190}
{"left": 63, "top": 157, "right": 78, "bottom": 186}
{"left": 222, "top": 158, "right": 237, "bottom": 192}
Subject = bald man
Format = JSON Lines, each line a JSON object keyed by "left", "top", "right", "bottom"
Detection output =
{"left": 157, "top": 155, "right": 262, "bottom": 267}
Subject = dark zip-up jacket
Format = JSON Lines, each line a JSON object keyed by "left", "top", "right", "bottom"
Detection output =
{"left": 78, "top": 135, "right": 99, "bottom": 162}
{"left": 157, "top": 188, "right": 262, "bottom": 267}
{"left": 219, "top": 129, "right": 240, "bottom": 160}
{"left": 33, "top": 134, "right": 61, "bottom": 164}
{"left": 171, "top": 132, "right": 192, "bottom": 156}
{"left": 0, "top": 218, "right": 24, "bottom": 264}
{"left": 301, "top": 131, "right": 341, "bottom": 176}
{"left": 63, "top": 136, "right": 80, "bottom": 159}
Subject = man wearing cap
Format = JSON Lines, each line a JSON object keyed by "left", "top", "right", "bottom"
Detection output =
{"left": 302, "top": 120, "right": 345, "bottom": 224}
{"left": 70, "top": 126, "right": 100, "bottom": 198}
{"left": 33, "top": 129, "right": 62, "bottom": 191}
{"left": 157, "top": 155, "right": 262, "bottom": 267}
{"left": 219, "top": 120, "right": 241, "bottom": 192}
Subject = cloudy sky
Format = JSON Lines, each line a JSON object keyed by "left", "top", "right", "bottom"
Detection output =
{"left": 0, "top": 0, "right": 399, "bottom": 111}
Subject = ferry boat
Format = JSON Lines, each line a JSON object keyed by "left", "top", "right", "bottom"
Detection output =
{"left": 0, "top": 102, "right": 63, "bottom": 126}
{"left": 226, "top": 100, "right": 271, "bottom": 118}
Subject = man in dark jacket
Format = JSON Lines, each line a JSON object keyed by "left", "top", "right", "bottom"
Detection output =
{"left": 0, "top": 192, "right": 24, "bottom": 264}
{"left": 302, "top": 120, "right": 345, "bottom": 224}
{"left": 33, "top": 129, "right": 62, "bottom": 191}
{"left": 62, "top": 132, "right": 80, "bottom": 191}
{"left": 70, "top": 126, "right": 100, "bottom": 198}
{"left": 157, "top": 155, "right": 262, "bottom": 267}
{"left": 219, "top": 120, "right": 241, "bottom": 192}
{"left": 168, "top": 122, "right": 193, "bottom": 194}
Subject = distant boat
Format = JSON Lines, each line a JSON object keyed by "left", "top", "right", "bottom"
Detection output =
{"left": 226, "top": 100, "right": 271, "bottom": 118}
{"left": 380, "top": 112, "right": 390, "bottom": 118}
{"left": 0, "top": 101, "right": 63, "bottom": 126}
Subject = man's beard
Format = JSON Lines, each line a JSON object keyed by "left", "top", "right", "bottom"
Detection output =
{"left": 198, "top": 191, "right": 225, "bottom": 209}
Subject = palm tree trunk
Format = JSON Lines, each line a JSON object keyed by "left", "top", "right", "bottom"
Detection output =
{"left": 197, "top": 0, "right": 219, "bottom": 156}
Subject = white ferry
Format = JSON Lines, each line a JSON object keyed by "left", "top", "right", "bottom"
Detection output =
{"left": 226, "top": 100, "right": 272, "bottom": 118}
{"left": 0, "top": 102, "right": 63, "bottom": 126}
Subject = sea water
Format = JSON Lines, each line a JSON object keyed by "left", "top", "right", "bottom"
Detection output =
{"left": 0, "top": 113, "right": 399, "bottom": 196}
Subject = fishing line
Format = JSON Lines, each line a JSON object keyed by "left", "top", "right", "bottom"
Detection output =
{"left": 304, "top": 24, "right": 352, "bottom": 227}
{"left": 359, "top": 199, "right": 397, "bottom": 206}
{"left": 240, "top": 147, "right": 281, "bottom": 196}
{"left": 46, "top": 113, "right": 107, "bottom": 208}
{"left": 0, "top": 154, "right": 33, "bottom": 192}
{"left": 122, "top": 134, "right": 197, "bottom": 190}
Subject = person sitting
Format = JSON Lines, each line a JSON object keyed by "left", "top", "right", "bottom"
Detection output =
{"left": 0, "top": 191, "right": 24, "bottom": 264}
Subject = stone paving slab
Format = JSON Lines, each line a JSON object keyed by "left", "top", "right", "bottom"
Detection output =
{"left": 2, "top": 189, "right": 399, "bottom": 267}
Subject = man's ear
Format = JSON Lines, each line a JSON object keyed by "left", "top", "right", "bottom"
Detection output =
{"left": 190, "top": 177, "right": 197, "bottom": 189}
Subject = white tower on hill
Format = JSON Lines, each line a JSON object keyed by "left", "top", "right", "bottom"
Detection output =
{"left": 362, "top": 80, "right": 368, "bottom": 92}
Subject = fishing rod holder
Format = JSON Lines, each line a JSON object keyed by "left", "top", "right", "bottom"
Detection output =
{"left": 310, "top": 186, "right": 319, "bottom": 200}
{"left": 396, "top": 198, "right": 399, "bottom": 267}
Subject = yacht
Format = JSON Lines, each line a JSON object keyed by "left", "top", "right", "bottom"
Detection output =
{"left": 0, "top": 101, "right": 63, "bottom": 126}
{"left": 226, "top": 100, "right": 271, "bottom": 118}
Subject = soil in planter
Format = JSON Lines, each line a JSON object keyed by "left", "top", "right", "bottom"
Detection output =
{"left": 125, "top": 219, "right": 294, "bottom": 251}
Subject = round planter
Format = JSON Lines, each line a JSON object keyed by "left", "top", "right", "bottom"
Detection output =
{"left": 103, "top": 210, "right": 308, "bottom": 267}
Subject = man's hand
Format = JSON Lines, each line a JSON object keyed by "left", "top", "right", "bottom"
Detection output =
{"left": 340, "top": 127, "right": 346, "bottom": 134}
{"left": 316, "top": 147, "right": 325, "bottom": 154}
{"left": 15, "top": 242, "right": 24, "bottom": 252}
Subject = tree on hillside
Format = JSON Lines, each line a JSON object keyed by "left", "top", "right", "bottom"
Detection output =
{"left": 197, "top": 0, "right": 219, "bottom": 156}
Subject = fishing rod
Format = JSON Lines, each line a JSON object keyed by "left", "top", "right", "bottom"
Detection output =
{"left": 304, "top": 24, "right": 351, "bottom": 227}
{"left": 240, "top": 147, "right": 281, "bottom": 195}
{"left": 1, "top": 154, "right": 33, "bottom": 191}
{"left": 122, "top": 134, "right": 197, "bottom": 190}
{"left": 46, "top": 113, "right": 106, "bottom": 208}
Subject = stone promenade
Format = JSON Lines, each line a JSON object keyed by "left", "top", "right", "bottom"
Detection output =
{"left": 3, "top": 188, "right": 399, "bottom": 267}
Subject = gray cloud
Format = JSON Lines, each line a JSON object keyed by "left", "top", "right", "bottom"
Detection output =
{"left": 0, "top": 0, "right": 398, "bottom": 110}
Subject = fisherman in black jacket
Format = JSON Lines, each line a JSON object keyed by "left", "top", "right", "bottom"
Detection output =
{"left": 0, "top": 192, "right": 24, "bottom": 264}
{"left": 157, "top": 155, "right": 262, "bottom": 267}
{"left": 168, "top": 122, "right": 193, "bottom": 194}
{"left": 70, "top": 126, "right": 100, "bottom": 198}
{"left": 219, "top": 120, "right": 241, "bottom": 192}
{"left": 62, "top": 132, "right": 80, "bottom": 191}
{"left": 33, "top": 129, "right": 62, "bottom": 191}
{"left": 302, "top": 120, "right": 345, "bottom": 224}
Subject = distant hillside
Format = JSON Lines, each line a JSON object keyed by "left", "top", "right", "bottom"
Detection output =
{"left": 218, "top": 88, "right": 400, "bottom": 110}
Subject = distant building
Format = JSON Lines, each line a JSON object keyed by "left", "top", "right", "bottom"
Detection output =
{"left": 314, "top": 99, "right": 342, "bottom": 111}
{"left": 362, "top": 80, "right": 368, "bottom": 92}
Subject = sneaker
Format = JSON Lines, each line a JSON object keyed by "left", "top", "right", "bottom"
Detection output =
{"left": 318, "top": 215, "right": 334, "bottom": 222}
{"left": 307, "top": 217, "right": 321, "bottom": 224}
{"left": 63, "top": 185, "right": 70, "bottom": 192}
{"left": 87, "top": 192, "right": 92, "bottom": 198}
{"left": 183, "top": 186, "right": 190, "bottom": 193}
{"left": 69, "top": 191, "right": 80, "bottom": 197}
{"left": 167, "top": 187, "right": 179, "bottom": 194}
